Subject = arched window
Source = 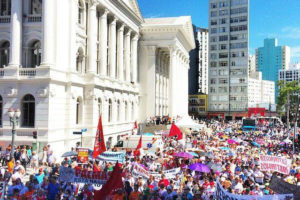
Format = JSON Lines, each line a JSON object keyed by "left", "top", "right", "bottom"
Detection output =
{"left": 76, "top": 97, "right": 82, "bottom": 125}
{"left": 0, "top": 95, "right": 2, "bottom": 126}
{"left": 76, "top": 48, "right": 84, "bottom": 73}
{"left": 22, "top": 94, "right": 35, "bottom": 127}
{"left": 0, "top": 0, "right": 11, "bottom": 16}
{"left": 108, "top": 99, "right": 112, "bottom": 122}
{"left": 117, "top": 100, "right": 120, "bottom": 122}
{"left": 29, "top": 0, "right": 42, "bottom": 15}
{"left": 124, "top": 101, "right": 128, "bottom": 121}
{"left": 27, "top": 40, "right": 41, "bottom": 68}
{"left": 0, "top": 41, "right": 9, "bottom": 68}
{"left": 78, "top": 0, "right": 84, "bottom": 25}
{"left": 97, "top": 98, "right": 102, "bottom": 117}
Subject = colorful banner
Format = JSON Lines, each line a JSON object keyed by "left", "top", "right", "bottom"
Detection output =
{"left": 98, "top": 151, "right": 125, "bottom": 163}
{"left": 269, "top": 175, "right": 300, "bottom": 199}
{"left": 259, "top": 155, "right": 291, "bottom": 175}
{"left": 77, "top": 148, "right": 89, "bottom": 163}
{"left": 150, "top": 168, "right": 181, "bottom": 179}
{"left": 215, "top": 180, "right": 293, "bottom": 200}
{"left": 131, "top": 163, "right": 150, "bottom": 179}
{"left": 59, "top": 167, "right": 110, "bottom": 186}
{"left": 0, "top": 182, "right": 5, "bottom": 200}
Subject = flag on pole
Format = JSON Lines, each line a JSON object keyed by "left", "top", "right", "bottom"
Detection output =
{"left": 93, "top": 116, "right": 106, "bottom": 158}
{"left": 94, "top": 162, "right": 124, "bottom": 200}
{"left": 168, "top": 123, "right": 183, "bottom": 140}
{"left": 134, "top": 135, "right": 142, "bottom": 157}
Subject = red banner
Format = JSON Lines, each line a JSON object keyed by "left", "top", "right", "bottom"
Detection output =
{"left": 93, "top": 116, "right": 106, "bottom": 158}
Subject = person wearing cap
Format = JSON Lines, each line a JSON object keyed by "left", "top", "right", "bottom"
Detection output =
{"left": 129, "top": 184, "right": 141, "bottom": 200}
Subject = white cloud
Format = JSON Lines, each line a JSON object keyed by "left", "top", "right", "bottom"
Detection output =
{"left": 291, "top": 46, "right": 300, "bottom": 58}
{"left": 281, "top": 27, "right": 300, "bottom": 39}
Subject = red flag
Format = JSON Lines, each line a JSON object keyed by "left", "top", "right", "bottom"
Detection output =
{"left": 93, "top": 116, "right": 106, "bottom": 158}
{"left": 134, "top": 135, "right": 142, "bottom": 157}
{"left": 168, "top": 123, "right": 183, "bottom": 140}
{"left": 94, "top": 162, "right": 124, "bottom": 200}
{"left": 134, "top": 121, "right": 138, "bottom": 129}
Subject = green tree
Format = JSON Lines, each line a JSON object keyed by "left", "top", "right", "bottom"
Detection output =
{"left": 277, "top": 80, "right": 300, "bottom": 128}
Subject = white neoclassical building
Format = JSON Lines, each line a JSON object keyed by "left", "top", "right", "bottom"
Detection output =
{"left": 0, "top": 0, "right": 195, "bottom": 155}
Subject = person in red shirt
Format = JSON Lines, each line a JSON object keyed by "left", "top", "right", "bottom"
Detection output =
{"left": 158, "top": 174, "right": 169, "bottom": 187}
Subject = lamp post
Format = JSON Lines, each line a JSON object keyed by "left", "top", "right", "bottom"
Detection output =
{"left": 8, "top": 108, "right": 21, "bottom": 160}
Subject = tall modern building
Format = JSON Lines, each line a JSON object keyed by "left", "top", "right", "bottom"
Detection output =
{"left": 208, "top": 0, "right": 249, "bottom": 120}
{"left": 189, "top": 27, "right": 209, "bottom": 95}
{"left": 256, "top": 38, "right": 290, "bottom": 101}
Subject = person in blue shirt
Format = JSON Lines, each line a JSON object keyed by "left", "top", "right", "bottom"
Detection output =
{"left": 35, "top": 168, "right": 45, "bottom": 184}
{"left": 47, "top": 177, "right": 60, "bottom": 200}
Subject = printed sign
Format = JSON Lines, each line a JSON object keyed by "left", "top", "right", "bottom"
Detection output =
{"left": 77, "top": 148, "right": 89, "bottom": 163}
{"left": 0, "top": 182, "right": 5, "bottom": 200}
{"left": 131, "top": 163, "right": 150, "bottom": 179}
{"left": 215, "top": 180, "right": 293, "bottom": 200}
{"left": 98, "top": 151, "right": 125, "bottom": 163}
{"left": 59, "top": 167, "right": 110, "bottom": 186}
{"left": 259, "top": 155, "right": 291, "bottom": 175}
{"left": 150, "top": 168, "right": 181, "bottom": 179}
{"left": 269, "top": 175, "right": 300, "bottom": 199}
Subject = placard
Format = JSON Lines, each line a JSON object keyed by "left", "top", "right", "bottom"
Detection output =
{"left": 259, "top": 155, "right": 291, "bottom": 175}
{"left": 77, "top": 148, "right": 89, "bottom": 163}
{"left": 131, "top": 163, "right": 150, "bottom": 179}
{"left": 97, "top": 151, "right": 125, "bottom": 163}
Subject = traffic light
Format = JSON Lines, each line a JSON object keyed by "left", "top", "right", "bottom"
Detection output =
{"left": 33, "top": 131, "right": 37, "bottom": 139}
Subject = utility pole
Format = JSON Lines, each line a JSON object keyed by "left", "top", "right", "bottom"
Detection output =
{"left": 287, "top": 91, "right": 290, "bottom": 130}
{"left": 293, "top": 95, "right": 300, "bottom": 154}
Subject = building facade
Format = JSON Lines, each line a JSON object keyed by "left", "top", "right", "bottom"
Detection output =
{"left": 188, "top": 94, "right": 208, "bottom": 118}
{"left": 248, "top": 72, "right": 275, "bottom": 108}
{"left": 189, "top": 27, "right": 208, "bottom": 95}
{"left": 256, "top": 38, "right": 290, "bottom": 101}
{"left": 279, "top": 65, "right": 300, "bottom": 85}
{"left": 208, "top": 0, "right": 249, "bottom": 120}
{"left": 0, "top": 0, "right": 194, "bottom": 156}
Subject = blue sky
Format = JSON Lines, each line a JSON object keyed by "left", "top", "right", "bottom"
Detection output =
{"left": 137, "top": 0, "right": 300, "bottom": 63}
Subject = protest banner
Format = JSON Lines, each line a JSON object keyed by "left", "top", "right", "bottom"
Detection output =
{"left": 97, "top": 151, "right": 125, "bottom": 163}
{"left": 77, "top": 148, "right": 89, "bottom": 163}
{"left": 59, "top": 167, "right": 110, "bottom": 186}
{"left": 131, "top": 162, "right": 150, "bottom": 179}
{"left": 150, "top": 168, "right": 181, "bottom": 179}
{"left": 259, "top": 155, "right": 291, "bottom": 175}
{"left": 0, "top": 182, "right": 5, "bottom": 200}
{"left": 269, "top": 175, "right": 300, "bottom": 199}
{"left": 215, "top": 180, "right": 293, "bottom": 200}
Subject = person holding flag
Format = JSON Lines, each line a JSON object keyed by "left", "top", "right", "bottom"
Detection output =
{"left": 93, "top": 115, "right": 106, "bottom": 159}
{"left": 134, "top": 135, "right": 142, "bottom": 157}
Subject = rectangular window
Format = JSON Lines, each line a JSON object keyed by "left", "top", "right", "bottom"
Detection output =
{"left": 231, "top": 0, "right": 248, "bottom": 7}
{"left": 211, "top": 20, "right": 217, "bottom": 25}
{"left": 211, "top": 28, "right": 217, "bottom": 34}
{"left": 231, "top": 7, "right": 248, "bottom": 15}
{"left": 219, "top": 27, "right": 227, "bottom": 33}
{"left": 210, "top": 79, "right": 216, "bottom": 84}
{"left": 220, "top": 44, "right": 227, "bottom": 50}
{"left": 219, "top": 35, "right": 228, "bottom": 41}
{"left": 211, "top": 53, "right": 217, "bottom": 60}
{"left": 230, "top": 25, "right": 247, "bottom": 32}
{"left": 211, "top": 3, "right": 217, "bottom": 8}
{"left": 219, "top": 9, "right": 228, "bottom": 16}
{"left": 210, "top": 45, "right": 217, "bottom": 51}
{"left": 219, "top": 61, "right": 228, "bottom": 67}
{"left": 211, "top": 11, "right": 218, "bottom": 17}
{"left": 219, "top": 78, "right": 228, "bottom": 84}
{"left": 220, "top": 18, "right": 227, "bottom": 24}
{"left": 211, "top": 36, "right": 218, "bottom": 42}
{"left": 230, "top": 42, "right": 247, "bottom": 49}
{"left": 211, "top": 61, "right": 217, "bottom": 68}
{"left": 219, "top": 1, "right": 228, "bottom": 7}
{"left": 210, "top": 87, "right": 216, "bottom": 93}
{"left": 219, "top": 53, "right": 228, "bottom": 58}
{"left": 219, "top": 69, "right": 228, "bottom": 76}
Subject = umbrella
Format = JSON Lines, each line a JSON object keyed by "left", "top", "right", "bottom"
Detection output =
{"left": 228, "top": 139, "right": 239, "bottom": 145}
{"left": 283, "top": 139, "right": 292, "bottom": 144}
{"left": 61, "top": 151, "right": 77, "bottom": 157}
{"left": 143, "top": 133, "right": 154, "bottom": 136}
{"left": 189, "top": 163, "right": 210, "bottom": 173}
{"left": 251, "top": 142, "right": 260, "bottom": 148}
{"left": 174, "top": 152, "right": 194, "bottom": 159}
{"left": 188, "top": 152, "right": 199, "bottom": 158}
{"left": 220, "top": 147, "right": 230, "bottom": 151}
{"left": 207, "top": 162, "right": 223, "bottom": 172}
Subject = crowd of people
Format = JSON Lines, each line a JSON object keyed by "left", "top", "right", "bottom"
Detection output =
{"left": 0, "top": 119, "right": 299, "bottom": 199}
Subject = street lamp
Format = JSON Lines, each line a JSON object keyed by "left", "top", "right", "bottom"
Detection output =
{"left": 8, "top": 108, "right": 21, "bottom": 160}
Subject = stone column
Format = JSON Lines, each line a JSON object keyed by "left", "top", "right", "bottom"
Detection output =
{"left": 41, "top": 0, "right": 55, "bottom": 66}
{"left": 169, "top": 47, "right": 177, "bottom": 118}
{"left": 108, "top": 17, "right": 117, "bottom": 78}
{"left": 124, "top": 29, "right": 131, "bottom": 82}
{"left": 99, "top": 9, "right": 109, "bottom": 76}
{"left": 9, "top": 0, "right": 22, "bottom": 67}
{"left": 131, "top": 34, "right": 138, "bottom": 83}
{"left": 117, "top": 23, "right": 124, "bottom": 81}
{"left": 146, "top": 46, "right": 156, "bottom": 117}
{"left": 87, "top": 3, "right": 97, "bottom": 74}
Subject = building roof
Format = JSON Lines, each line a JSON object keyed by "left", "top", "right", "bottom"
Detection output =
{"left": 143, "top": 16, "right": 196, "bottom": 50}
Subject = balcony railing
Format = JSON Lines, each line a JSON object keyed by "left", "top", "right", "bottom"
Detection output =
{"left": 0, "top": 16, "right": 10, "bottom": 23}
{"left": 19, "top": 68, "right": 37, "bottom": 77}
{"left": 27, "top": 14, "right": 42, "bottom": 23}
